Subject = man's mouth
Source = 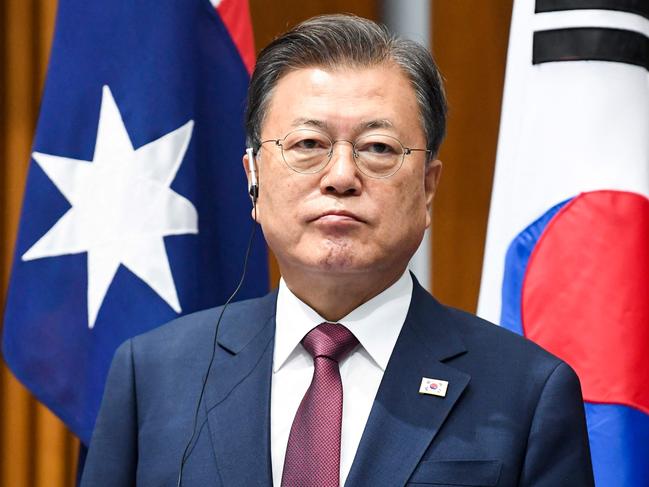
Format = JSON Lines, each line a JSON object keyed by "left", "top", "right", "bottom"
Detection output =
{"left": 310, "top": 210, "right": 365, "bottom": 224}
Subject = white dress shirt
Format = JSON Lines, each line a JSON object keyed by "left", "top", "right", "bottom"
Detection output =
{"left": 271, "top": 271, "right": 413, "bottom": 486}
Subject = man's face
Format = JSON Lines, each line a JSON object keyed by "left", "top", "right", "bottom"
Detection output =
{"left": 248, "top": 64, "right": 441, "bottom": 282}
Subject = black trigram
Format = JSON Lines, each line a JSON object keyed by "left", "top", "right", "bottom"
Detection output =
{"left": 532, "top": 0, "right": 649, "bottom": 70}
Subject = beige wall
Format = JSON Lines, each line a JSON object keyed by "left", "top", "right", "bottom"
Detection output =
{"left": 0, "top": 1, "right": 511, "bottom": 484}
{"left": 432, "top": 0, "right": 512, "bottom": 312}
{"left": 1, "top": 1, "right": 80, "bottom": 485}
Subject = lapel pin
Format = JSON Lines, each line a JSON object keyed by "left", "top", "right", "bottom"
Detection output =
{"left": 419, "top": 377, "right": 448, "bottom": 397}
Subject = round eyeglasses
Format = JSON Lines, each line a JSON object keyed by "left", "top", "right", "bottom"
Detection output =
{"left": 259, "top": 128, "right": 431, "bottom": 179}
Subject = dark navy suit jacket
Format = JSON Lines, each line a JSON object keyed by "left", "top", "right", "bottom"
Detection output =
{"left": 81, "top": 278, "right": 595, "bottom": 486}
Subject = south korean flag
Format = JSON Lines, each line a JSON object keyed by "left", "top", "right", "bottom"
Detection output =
{"left": 478, "top": 1, "right": 649, "bottom": 486}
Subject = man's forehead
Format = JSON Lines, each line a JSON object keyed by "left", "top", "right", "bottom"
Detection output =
{"left": 261, "top": 64, "right": 420, "bottom": 136}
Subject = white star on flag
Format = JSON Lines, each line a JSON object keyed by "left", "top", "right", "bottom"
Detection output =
{"left": 23, "top": 85, "right": 198, "bottom": 329}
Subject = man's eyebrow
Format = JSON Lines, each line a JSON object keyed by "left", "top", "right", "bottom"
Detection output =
{"left": 289, "top": 118, "right": 394, "bottom": 131}
{"left": 291, "top": 118, "right": 328, "bottom": 129}
{"left": 358, "top": 119, "right": 394, "bottom": 131}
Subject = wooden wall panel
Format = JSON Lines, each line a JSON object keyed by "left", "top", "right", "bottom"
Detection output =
{"left": 431, "top": 0, "right": 513, "bottom": 312}
{"left": 250, "top": 0, "right": 378, "bottom": 54}
{"left": 1, "top": 1, "right": 79, "bottom": 486}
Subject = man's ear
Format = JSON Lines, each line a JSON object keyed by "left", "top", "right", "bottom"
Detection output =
{"left": 424, "top": 159, "right": 442, "bottom": 228}
{"left": 242, "top": 152, "right": 252, "bottom": 185}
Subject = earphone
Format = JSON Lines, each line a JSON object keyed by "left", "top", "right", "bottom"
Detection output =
{"left": 246, "top": 147, "right": 259, "bottom": 203}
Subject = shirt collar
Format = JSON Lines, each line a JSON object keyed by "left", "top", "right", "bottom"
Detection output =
{"left": 274, "top": 271, "right": 413, "bottom": 372}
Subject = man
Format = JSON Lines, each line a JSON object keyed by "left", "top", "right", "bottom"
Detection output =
{"left": 81, "top": 14, "right": 595, "bottom": 486}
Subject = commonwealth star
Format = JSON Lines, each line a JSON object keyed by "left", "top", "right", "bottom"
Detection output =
{"left": 23, "top": 86, "right": 198, "bottom": 328}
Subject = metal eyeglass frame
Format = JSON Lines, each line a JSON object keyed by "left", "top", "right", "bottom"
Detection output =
{"left": 258, "top": 128, "right": 431, "bottom": 179}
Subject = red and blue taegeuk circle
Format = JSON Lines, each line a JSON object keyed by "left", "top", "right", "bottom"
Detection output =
{"left": 500, "top": 190, "right": 649, "bottom": 486}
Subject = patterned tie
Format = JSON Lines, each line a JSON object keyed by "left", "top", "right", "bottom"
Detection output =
{"left": 281, "top": 322, "right": 359, "bottom": 487}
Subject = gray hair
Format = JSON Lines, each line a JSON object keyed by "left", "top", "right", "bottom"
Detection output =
{"left": 245, "top": 14, "right": 447, "bottom": 159}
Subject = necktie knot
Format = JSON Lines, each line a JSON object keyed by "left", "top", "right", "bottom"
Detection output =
{"left": 302, "top": 322, "right": 358, "bottom": 363}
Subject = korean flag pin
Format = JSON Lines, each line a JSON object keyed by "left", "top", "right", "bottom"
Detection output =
{"left": 419, "top": 377, "right": 448, "bottom": 397}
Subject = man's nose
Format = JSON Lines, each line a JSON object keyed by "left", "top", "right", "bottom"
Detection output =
{"left": 321, "top": 141, "right": 362, "bottom": 195}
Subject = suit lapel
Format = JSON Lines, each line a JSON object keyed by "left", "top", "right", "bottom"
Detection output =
{"left": 345, "top": 279, "right": 471, "bottom": 487}
{"left": 203, "top": 291, "right": 277, "bottom": 487}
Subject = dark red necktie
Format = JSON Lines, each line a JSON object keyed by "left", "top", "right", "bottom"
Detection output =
{"left": 281, "top": 322, "right": 359, "bottom": 487}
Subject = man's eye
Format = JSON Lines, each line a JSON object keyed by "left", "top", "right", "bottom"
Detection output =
{"left": 294, "top": 138, "right": 322, "bottom": 150}
{"left": 360, "top": 142, "right": 396, "bottom": 155}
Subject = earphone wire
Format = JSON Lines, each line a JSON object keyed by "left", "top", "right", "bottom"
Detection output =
{"left": 176, "top": 203, "right": 258, "bottom": 487}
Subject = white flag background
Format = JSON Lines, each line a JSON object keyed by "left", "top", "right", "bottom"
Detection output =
{"left": 479, "top": 1, "right": 649, "bottom": 322}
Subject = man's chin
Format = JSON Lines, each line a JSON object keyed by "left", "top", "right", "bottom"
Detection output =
{"left": 312, "top": 254, "right": 383, "bottom": 276}
{"left": 288, "top": 253, "right": 371, "bottom": 276}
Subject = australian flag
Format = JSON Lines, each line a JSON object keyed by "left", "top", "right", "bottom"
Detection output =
{"left": 479, "top": 0, "right": 649, "bottom": 485}
{"left": 2, "top": 0, "right": 267, "bottom": 445}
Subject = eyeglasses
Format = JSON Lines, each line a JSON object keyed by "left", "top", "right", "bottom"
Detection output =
{"left": 259, "top": 128, "right": 431, "bottom": 179}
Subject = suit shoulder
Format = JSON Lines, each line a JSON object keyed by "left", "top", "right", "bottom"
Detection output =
{"left": 443, "top": 304, "right": 567, "bottom": 373}
{"left": 434, "top": 303, "right": 587, "bottom": 422}
{"left": 128, "top": 291, "right": 277, "bottom": 362}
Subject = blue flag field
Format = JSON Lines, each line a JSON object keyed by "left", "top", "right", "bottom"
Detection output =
{"left": 2, "top": 0, "right": 267, "bottom": 445}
